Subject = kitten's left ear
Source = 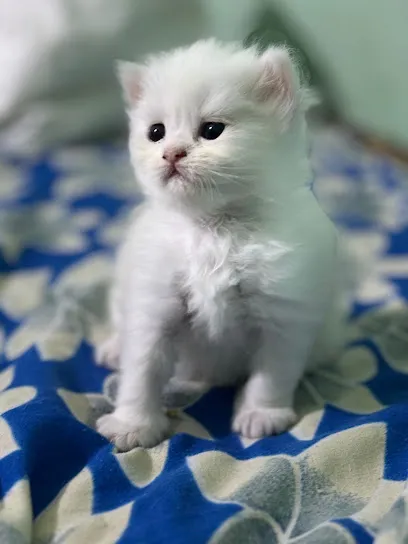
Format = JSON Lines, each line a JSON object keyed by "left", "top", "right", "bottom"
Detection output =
{"left": 116, "top": 61, "right": 144, "bottom": 107}
{"left": 254, "top": 47, "right": 298, "bottom": 123}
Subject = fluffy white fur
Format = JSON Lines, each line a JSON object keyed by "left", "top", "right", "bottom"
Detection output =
{"left": 96, "top": 39, "right": 344, "bottom": 451}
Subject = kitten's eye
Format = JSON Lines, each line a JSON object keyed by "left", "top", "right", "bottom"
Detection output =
{"left": 199, "top": 122, "right": 225, "bottom": 140}
{"left": 148, "top": 123, "right": 165, "bottom": 142}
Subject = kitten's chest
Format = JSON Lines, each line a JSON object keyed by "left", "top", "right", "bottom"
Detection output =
{"left": 181, "top": 229, "right": 244, "bottom": 339}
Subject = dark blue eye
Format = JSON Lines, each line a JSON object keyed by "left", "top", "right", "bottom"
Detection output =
{"left": 199, "top": 122, "right": 225, "bottom": 140}
{"left": 148, "top": 123, "right": 165, "bottom": 142}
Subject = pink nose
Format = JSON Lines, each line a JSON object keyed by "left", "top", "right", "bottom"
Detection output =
{"left": 162, "top": 148, "right": 187, "bottom": 164}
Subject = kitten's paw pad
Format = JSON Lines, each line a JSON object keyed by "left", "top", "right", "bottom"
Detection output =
{"left": 95, "top": 335, "right": 120, "bottom": 370}
{"left": 232, "top": 407, "right": 297, "bottom": 439}
{"left": 96, "top": 412, "right": 170, "bottom": 451}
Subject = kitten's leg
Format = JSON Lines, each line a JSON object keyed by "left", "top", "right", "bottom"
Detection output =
{"left": 162, "top": 377, "right": 209, "bottom": 409}
{"left": 97, "top": 294, "right": 182, "bottom": 451}
{"left": 95, "top": 286, "right": 121, "bottom": 370}
{"left": 97, "top": 340, "right": 174, "bottom": 450}
{"left": 95, "top": 333, "right": 120, "bottom": 370}
{"left": 163, "top": 328, "right": 211, "bottom": 405}
{"left": 232, "top": 320, "right": 316, "bottom": 439}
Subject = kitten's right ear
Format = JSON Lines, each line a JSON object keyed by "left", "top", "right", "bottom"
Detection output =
{"left": 253, "top": 47, "right": 299, "bottom": 124}
{"left": 116, "top": 61, "right": 144, "bottom": 107}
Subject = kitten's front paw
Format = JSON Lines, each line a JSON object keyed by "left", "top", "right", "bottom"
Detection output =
{"left": 232, "top": 407, "right": 297, "bottom": 439}
{"left": 96, "top": 412, "right": 170, "bottom": 451}
{"left": 95, "top": 335, "right": 120, "bottom": 370}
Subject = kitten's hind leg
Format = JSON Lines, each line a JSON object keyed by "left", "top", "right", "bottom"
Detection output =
{"left": 162, "top": 377, "right": 209, "bottom": 409}
{"left": 95, "top": 285, "right": 121, "bottom": 370}
{"left": 162, "top": 330, "right": 211, "bottom": 408}
{"left": 95, "top": 333, "right": 120, "bottom": 370}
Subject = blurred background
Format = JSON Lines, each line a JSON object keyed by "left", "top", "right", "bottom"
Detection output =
{"left": 0, "top": 0, "right": 407, "bottom": 154}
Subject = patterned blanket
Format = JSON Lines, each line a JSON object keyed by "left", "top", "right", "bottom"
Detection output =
{"left": 0, "top": 128, "right": 407, "bottom": 543}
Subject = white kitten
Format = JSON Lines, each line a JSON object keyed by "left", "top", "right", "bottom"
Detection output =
{"left": 96, "top": 39, "right": 344, "bottom": 451}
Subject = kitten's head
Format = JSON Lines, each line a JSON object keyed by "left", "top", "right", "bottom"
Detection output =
{"left": 119, "top": 39, "right": 307, "bottom": 212}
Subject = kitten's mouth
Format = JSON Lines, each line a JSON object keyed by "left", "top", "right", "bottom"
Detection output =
{"left": 164, "top": 165, "right": 183, "bottom": 182}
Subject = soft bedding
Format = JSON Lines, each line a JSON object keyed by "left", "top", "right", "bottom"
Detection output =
{"left": 0, "top": 128, "right": 407, "bottom": 543}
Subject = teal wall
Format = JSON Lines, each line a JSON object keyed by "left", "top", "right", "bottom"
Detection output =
{"left": 266, "top": 0, "right": 408, "bottom": 147}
